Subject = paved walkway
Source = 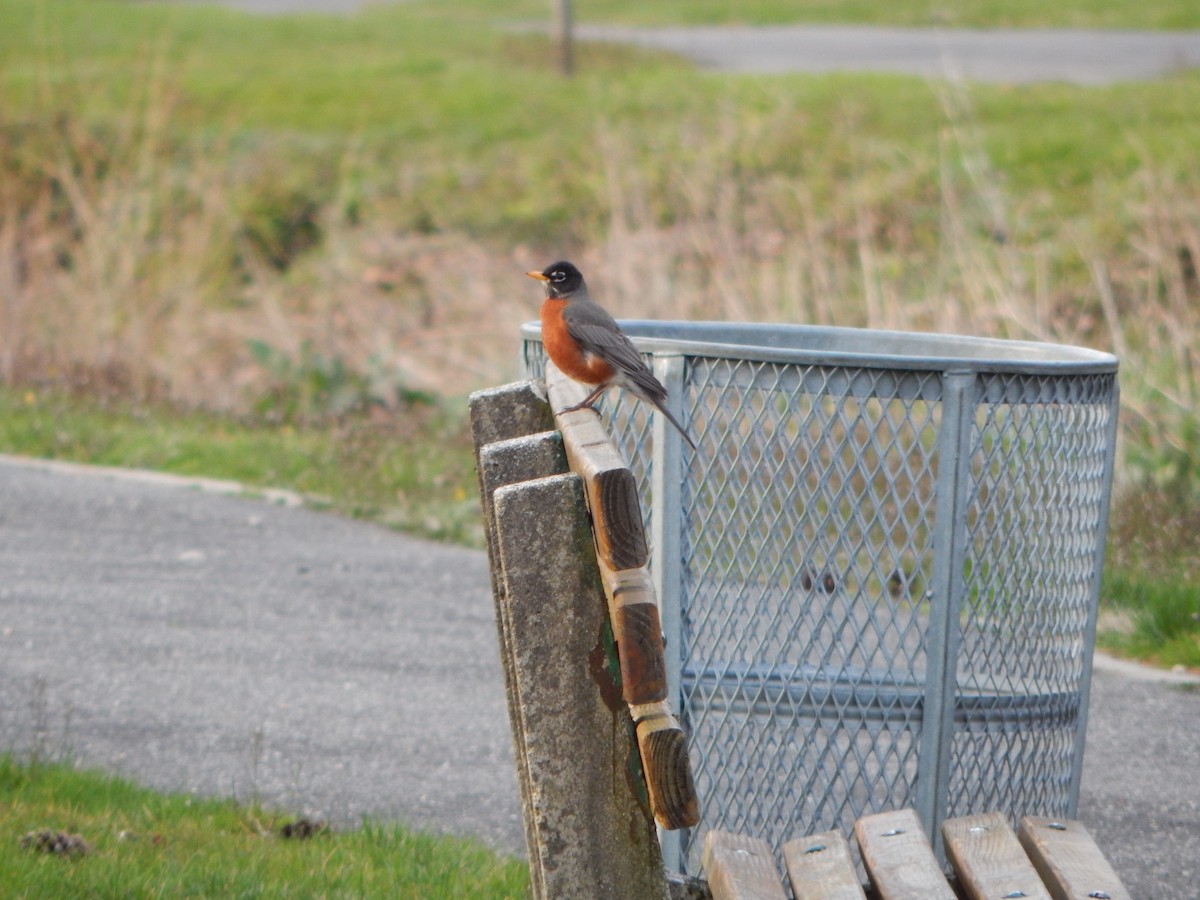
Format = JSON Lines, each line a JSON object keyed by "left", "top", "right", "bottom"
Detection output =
{"left": 2, "top": 455, "right": 1198, "bottom": 895}
{"left": 0, "top": 456, "right": 522, "bottom": 853}
{"left": 571, "top": 24, "right": 1200, "bottom": 85}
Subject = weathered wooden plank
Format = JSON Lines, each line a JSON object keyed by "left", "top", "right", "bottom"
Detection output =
{"left": 592, "top": 464, "right": 649, "bottom": 569}
{"left": 942, "top": 812, "right": 1052, "bottom": 900}
{"left": 546, "top": 361, "right": 700, "bottom": 831}
{"left": 550, "top": 381, "right": 649, "bottom": 571}
{"left": 782, "top": 831, "right": 867, "bottom": 900}
{"left": 469, "top": 382, "right": 562, "bottom": 622}
{"left": 1018, "top": 816, "right": 1132, "bottom": 900}
{"left": 854, "top": 809, "right": 956, "bottom": 900}
{"left": 635, "top": 707, "right": 700, "bottom": 831}
{"left": 469, "top": 384, "right": 564, "bottom": 888}
{"left": 613, "top": 601, "right": 668, "bottom": 701}
{"left": 703, "top": 830, "right": 788, "bottom": 900}
{"left": 609, "top": 569, "right": 668, "bottom": 704}
{"left": 468, "top": 380, "right": 555, "bottom": 448}
{"left": 493, "top": 473, "right": 668, "bottom": 900}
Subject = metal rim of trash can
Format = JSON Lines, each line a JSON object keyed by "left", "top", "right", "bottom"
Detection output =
{"left": 520, "top": 320, "right": 1117, "bottom": 375}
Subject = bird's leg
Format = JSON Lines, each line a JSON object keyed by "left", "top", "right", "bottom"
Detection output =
{"left": 557, "top": 384, "right": 607, "bottom": 415}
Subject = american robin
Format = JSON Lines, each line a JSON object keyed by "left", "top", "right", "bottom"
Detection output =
{"left": 527, "top": 261, "right": 697, "bottom": 450}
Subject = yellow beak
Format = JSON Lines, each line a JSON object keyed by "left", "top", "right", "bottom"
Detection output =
{"left": 526, "top": 270, "right": 549, "bottom": 282}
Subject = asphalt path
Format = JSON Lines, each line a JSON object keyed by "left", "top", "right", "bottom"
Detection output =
{"left": 2, "top": 454, "right": 1199, "bottom": 896}
{"left": 0, "top": 455, "right": 523, "bottom": 853}
{"left": 571, "top": 24, "right": 1200, "bottom": 85}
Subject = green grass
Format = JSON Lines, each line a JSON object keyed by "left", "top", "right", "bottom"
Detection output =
{"left": 4, "top": 0, "right": 1200, "bottom": 242}
{"left": 0, "top": 387, "right": 483, "bottom": 546}
{"left": 0, "top": 755, "right": 529, "bottom": 898}
{"left": 1098, "top": 571, "right": 1200, "bottom": 669}
{"left": 1099, "top": 485, "right": 1200, "bottom": 669}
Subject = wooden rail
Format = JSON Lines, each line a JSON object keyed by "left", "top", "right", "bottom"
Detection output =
{"left": 704, "top": 810, "right": 1130, "bottom": 900}
{"left": 544, "top": 362, "right": 699, "bottom": 832}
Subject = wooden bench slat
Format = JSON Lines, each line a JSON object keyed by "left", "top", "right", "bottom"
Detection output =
{"left": 703, "top": 831, "right": 789, "bottom": 900}
{"left": 854, "top": 809, "right": 956, "bottom": 900}
{"left": 470, "top": 386, "right": 569, "bottom": 900}
{"left": 1018, "top": 816, "right": 1132, "bottom": 900}
{"left": 782, "top": 831, "right": 867, "bottom": 900}
{"left": 609, "top": 571, "right": 669, "bottom": 704}
{"left": 943, "top": 812, "right": 1052, "bottom": 900}
{"left": 549, "top": 374, "right": 648, "bottom": 572}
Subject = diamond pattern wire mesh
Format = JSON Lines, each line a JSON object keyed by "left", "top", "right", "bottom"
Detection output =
{"left": 676, "top": 358, "right": 942, "bottom": 873}
{"left": 947, "top": 372, "right": 1118, "bottom": 822}
{"left": 521, "top": 328, "right": 1118, "bottom": 881}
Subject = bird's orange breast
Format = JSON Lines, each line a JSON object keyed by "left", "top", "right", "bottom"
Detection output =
{"left": 541, "top": 299, "right": 614, "bottom": 386}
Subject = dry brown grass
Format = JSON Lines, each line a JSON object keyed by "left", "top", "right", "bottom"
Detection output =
{"left": 2, "top": 82, "right": 1197, "bottom": 488}
{"left": 0, "top": 89, "right": 530, "bottom": 407}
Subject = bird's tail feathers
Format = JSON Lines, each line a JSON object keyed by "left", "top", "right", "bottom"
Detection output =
{"left": 653, "top": 400, "right": 698, "bottom": 451}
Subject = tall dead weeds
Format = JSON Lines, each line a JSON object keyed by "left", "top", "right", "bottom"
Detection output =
{"left": 2, "top": 79, "right": 1197, "bottom": 487}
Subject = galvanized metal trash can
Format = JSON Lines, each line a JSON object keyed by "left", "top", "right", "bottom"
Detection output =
{"left": 521, "top": 321, "right": 1120, "bottom": 875}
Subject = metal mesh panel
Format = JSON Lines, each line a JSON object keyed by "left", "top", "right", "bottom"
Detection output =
{"left": 520, "top": 322, "right": 1118, "bottom": 879}
{"left": 676, "top": 358, "right": 942, "bottom": 870}
{"left": 947, "top": 372, "right": 1118, "bottom": 823}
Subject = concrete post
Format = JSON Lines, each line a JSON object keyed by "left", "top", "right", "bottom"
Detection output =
{"left": 493, "top": 474, "right": 668, "bottom": 900}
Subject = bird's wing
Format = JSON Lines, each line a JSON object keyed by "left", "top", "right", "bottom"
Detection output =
{"left": 562, "top": 300, "right": 667, "bottom": 402}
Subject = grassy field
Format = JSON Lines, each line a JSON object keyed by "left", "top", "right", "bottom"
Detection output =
{"left": 4, "top": 0, "right": 1198, "bottom": 664}
{"left": 4, "top": 0, "right": 1200, "bottom": 408}
{"left": 0, "top": 755, "right": 529, "bottom": 898}
{"left": 0, "top": 387, "right": 482, "bottom": 543}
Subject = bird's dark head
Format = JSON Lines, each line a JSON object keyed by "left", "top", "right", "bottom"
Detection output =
{"left": 526, "top": 261, "right": 585, "bottom": 299}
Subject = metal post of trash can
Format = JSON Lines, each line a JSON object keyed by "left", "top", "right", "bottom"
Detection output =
{"left": 651, "top": 353, "right": 688, "bottom": 873}
{"left": 1067, "top": 379, "right": 1122, "bottom": 816}
{"left": 915, "top": 370, "right": 976, "bottom": 854}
